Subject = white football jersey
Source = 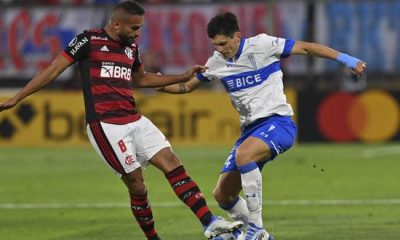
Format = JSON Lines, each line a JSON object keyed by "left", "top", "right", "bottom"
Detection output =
{"left": 197, "top": 33, "right": 295, "bottom": 128}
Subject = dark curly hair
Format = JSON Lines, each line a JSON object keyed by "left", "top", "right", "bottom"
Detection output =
{"left": 207, "top": 12, "right": 240, "bottom": 38}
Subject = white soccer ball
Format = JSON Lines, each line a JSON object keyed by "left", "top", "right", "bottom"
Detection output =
{"left": 213, "top": 231, "right": 244, "bottom": 240}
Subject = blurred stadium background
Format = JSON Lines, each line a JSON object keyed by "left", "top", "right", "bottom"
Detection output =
{"left": 0, "top": 0, "right": 399, "bottom": 239}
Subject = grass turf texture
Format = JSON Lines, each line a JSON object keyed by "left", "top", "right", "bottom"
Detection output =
{"left": 0, "top": 144, "right": 399, "bottom": 239}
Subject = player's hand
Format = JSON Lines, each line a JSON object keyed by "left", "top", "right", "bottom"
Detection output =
{"left": 336, "top": 53, "right": 366, "bottom": 77}
{"left": 154, "top": 86, "right": 164, "bottom": 91}
{"left": 183, "top": 64, "right": 208, "bottom": 80}
{"left": 0, "top": 98, "right": 18, "bottom": 112}
{"left": 350, "top": 61, "right": 367, "bottom": 77}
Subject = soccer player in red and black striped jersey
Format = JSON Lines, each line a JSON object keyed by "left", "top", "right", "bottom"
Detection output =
{"left": 0, "top": 1, "right": 242, "bottom": 239}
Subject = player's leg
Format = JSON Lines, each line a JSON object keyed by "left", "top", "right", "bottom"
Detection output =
{"left": 150, "top": 147, "right": 214, "bottom": 227}
{"left": 150, "top": 147, "right": 243, "bottom": 239}
{"left": 133, "top": 116, "right": 216, "bottom": 228}
{"left": 121, "top": 169, "right": 161, "bottom": 240}
{"left": 236, "top": 137, "right": 270, "bottom": 229}
{"left": 87, "top": 121, "right": 161, "bottom": 240}
{"left": 213, "top": 171, "right": 249, "bottom": 226}
{"left": 237, "top": 116, "right": 297, "bottom": 240}
{"left": 212, "top": 137, "right": 250, "bottom": 227}
{"left": 211, "top": 171, "right": 247, "bottom": 240}
{"left": 235, "top": 137, "right": 272, "bottom": 240}
{"left": 209, "top": 140, "right": 271, "bottom": 240}
{"left": 129, "top": 115, "right": 240, "bottom": 238}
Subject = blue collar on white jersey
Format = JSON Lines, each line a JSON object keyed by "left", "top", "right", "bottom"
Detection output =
{"left": 228, "top": 37, "right": 245, "bottom": 62}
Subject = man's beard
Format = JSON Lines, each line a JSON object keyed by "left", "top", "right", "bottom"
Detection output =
{"left": 119, "top": 34, "right": 135, "bottom": 46}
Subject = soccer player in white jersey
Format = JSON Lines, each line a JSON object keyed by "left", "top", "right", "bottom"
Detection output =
{"left": 157, "top": 12, "right": 367, "bottom": 240}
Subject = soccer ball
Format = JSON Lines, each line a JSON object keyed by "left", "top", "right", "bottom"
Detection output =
{"left": 213, "top": 230, "right": 244, "bottom": 240}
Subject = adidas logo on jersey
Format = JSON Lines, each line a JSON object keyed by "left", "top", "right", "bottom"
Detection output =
{"left": 100, "top": 45, "right": 109, "bottom": 52}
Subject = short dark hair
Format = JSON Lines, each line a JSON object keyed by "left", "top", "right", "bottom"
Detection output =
{"left": 207, "top": 12, "right": 240, "bottom": 38}
{"left": 113, "top": 0, "right": 145, "bottom": 16}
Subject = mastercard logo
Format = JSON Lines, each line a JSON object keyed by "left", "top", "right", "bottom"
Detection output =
{"left": 317, "top": 90, "right": 400, "bottom": 142}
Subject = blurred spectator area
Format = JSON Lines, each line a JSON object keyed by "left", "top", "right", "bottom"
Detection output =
{"left": 1, "top": 0, "right": 121, "bottom": 5}
{"left": 0, "top": 0, "right": 399, "bottom": 92}
{"left": 0, "top": 0, "right": 245, "bottom": 4}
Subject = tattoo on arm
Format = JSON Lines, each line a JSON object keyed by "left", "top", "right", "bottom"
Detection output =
{"left": 178, "top": 83, "right": 186, "bottom": 93}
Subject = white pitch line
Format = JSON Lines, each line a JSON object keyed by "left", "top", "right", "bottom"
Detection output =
{"left": 1, "top": 199, "right": 400, "bottom": 209}
{"left": 362, "top": 146, "right": 400, "bottom": 158}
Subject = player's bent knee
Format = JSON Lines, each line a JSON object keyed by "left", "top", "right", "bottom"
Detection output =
{"left": 127, "top": 180, "right": 147, "bottom": 195}
{"left": 151, "top": 147, "right": 182, "bottom": 173}
{"left": 235, "top": 148, "right": 254, "bottom": 165}
{"left": 122, "top": 173, "right": 146, "bottom": 195}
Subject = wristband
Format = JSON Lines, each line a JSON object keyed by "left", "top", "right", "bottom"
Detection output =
{"left": 336, "top": 53, "right": 361, "bottom": 69}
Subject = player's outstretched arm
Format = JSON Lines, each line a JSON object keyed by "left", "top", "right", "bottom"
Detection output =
{"left": 155, "top": 77, "right": 202, "bottom": 94}
{"left": 132, "top": 64, "right": 207, "bottom": 88}
{"left": 291, "top": 40, "right": 367, "bottom": 76}
{"left": 0, "top": 53, "right": 71, "bottom": 112}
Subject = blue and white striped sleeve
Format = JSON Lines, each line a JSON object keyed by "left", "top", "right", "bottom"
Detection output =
{"left": 257, "top": 33, "right": 296, "bottom": 59}
{"left": 196, "top": 72, "right": 211, "bottom": 82}
{"left": 195, "top": 58, "right": 215, "bottom": 82}
{"left": 281, "top": 39, "right": 296, "bottom": 58}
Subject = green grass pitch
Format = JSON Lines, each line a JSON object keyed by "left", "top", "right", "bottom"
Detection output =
{"left": 1, "top": 144, "right": 399, "bottom": 240}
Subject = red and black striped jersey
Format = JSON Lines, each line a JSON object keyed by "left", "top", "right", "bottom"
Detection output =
{"left": 62, "top": 29, "right": 142, "bottom": 124}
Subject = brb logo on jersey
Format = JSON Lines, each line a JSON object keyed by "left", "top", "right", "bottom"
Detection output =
{"left": 100, "top": 62, "right": 131, "bottom": 81}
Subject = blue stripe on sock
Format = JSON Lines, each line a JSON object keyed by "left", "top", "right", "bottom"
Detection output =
{"left": 238, "top": 162, "right": 258, "bottom": 174}
{"left": 219, "top": 196, "right": 239, "bottom": 210}
{"left": 204, "top": 215, "right": 217, "bottom": 229}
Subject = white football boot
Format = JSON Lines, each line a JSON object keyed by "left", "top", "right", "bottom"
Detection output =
{"left": 204, "top": 216, "right": 243, "bottom": 239}
{"left": 243, "top": 223, "right": 274, "bottom": 240}
{"left": 211, "top": 228, "right": 245, "bottom": 240}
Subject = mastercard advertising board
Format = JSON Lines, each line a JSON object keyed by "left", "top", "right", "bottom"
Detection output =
{"left": 298, "top": 89, "right": 400, "bottom": 143}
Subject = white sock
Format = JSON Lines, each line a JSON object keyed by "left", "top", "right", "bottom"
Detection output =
{"left": 238, "top": 162, "right": 263, "bottom": 228}
{"left": 220, "top": 196, "right": 249, "bottom": 225}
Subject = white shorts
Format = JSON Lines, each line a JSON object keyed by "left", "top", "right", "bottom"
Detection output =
{"left": 87, "top": 116, "right": 171, "bottom": 176}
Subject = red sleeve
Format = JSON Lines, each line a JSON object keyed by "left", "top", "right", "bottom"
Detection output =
{"left": 61, "top": 51, "right": 74, "bottom": 62}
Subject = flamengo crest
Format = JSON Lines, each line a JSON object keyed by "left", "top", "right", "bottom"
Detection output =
{"left": 125, "top": 47, "right": 133, "bottom": 59}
